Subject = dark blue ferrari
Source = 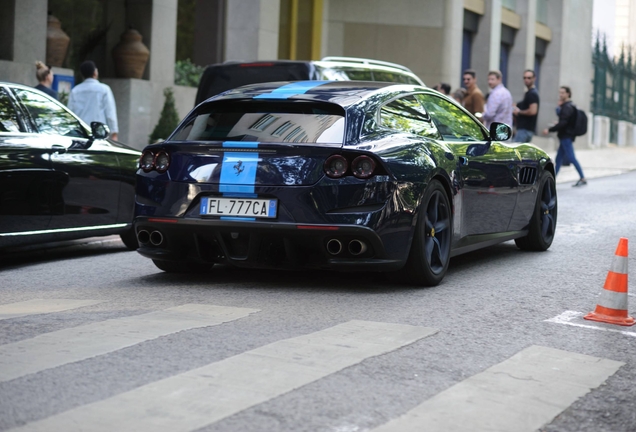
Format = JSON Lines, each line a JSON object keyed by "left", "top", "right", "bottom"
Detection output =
{"left": 133, "top": 81, "right": 557, "bottom": 286}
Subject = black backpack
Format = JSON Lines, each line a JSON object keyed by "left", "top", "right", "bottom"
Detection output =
{"left": 571, "top": 105, "right": 588, "bottom": 136}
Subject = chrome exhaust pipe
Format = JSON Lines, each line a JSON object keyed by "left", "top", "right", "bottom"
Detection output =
{"left": 326, "top": 239, "right": 343, "bottom": 255}
{"left": 137, "top": 230, "right": 150, "bottom": 245}
{"left": 348, "top": 239, "right": 367, "bottom": 256}
{"left": 149, "top": 230, "right": 164, "bottom": 246}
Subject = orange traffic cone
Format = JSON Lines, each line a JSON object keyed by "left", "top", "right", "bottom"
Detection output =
{"left": 584, "top": 238, "right": 634, "bottom": 326}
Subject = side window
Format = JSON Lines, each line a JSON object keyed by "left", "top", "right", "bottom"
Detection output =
{"left": 379, "top": 96, "right": 441, "bottom": 139}
{"left": 0, "top": 89, "right": 24, "bottom": 133}
{"left": 343, "top": 68, "right": 373, "bottom": 81}
{"left": 12, "top": 89, "right": 86, "bottom": 138}
{"left": 416, "top": 94, "right": 487, "bottom": 141}
{"left": 373, "top": 71, "right": 402, "bottom": 83}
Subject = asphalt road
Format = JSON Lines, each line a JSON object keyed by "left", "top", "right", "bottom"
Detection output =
{"left": 0, "top": 171, "right": 635, "bottom": 432}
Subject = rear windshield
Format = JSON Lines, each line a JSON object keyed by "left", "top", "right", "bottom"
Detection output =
{"left": 195, "top": 62, "right": 313, "bottom": 104}
{"left": 171, "top": 101, "right": 345, "bottom": 144}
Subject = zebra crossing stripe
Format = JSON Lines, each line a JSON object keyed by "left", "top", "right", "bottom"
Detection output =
{"left": 0, "top": 304, "right": 259, "bottom": 383}
{"left": 11, "top": 320, "right": 437, "bottom": 432}
{"left": 370, "top": 345, "right": 623, "bottom": 432}
{"left": 0, "top": 299, "right": 104, "bottom": 321}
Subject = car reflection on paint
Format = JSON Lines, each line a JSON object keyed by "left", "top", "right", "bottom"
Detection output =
{"left": 0, "top": 82, "right": 141, "bottom": 251}
{"left": 134, "top": 81, "right": 557, "bottom": 286}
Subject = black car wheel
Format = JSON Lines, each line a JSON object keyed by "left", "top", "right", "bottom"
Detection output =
{"left": 403, "top": 180, "right": 452, "bottom": 286}
{"left": 119, "top": 227, "right": 139, "bottom": 250}
{"left": 152, "top": 259, "right": 214, "bottom": 273}
{"left": 515, "top": 171, "right": 557, "bottom": 251}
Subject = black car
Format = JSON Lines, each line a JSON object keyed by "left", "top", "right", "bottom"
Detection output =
{"left": 195, "top": 57, "right": 425, "bottom": 105}
{"left": 0, "top": 82, "right": 141, "bottom": 250}
{"left": 134, "top": 81, "right": 557, "bottom": 286}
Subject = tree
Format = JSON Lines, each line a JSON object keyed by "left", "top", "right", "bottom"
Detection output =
{"left": 149, "top": 88, "right": 180, "bottom": 143}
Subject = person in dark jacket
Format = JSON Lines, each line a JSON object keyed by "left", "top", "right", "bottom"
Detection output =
{"left": 34, "top": 61, "right": 58, "bottom": 100}
{"left": 543, "top": 86, "right": 587, "bottom": 187}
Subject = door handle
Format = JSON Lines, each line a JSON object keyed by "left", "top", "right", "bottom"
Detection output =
{"left": 52, "top": 144, "right": 67, "bottom": 154}
{"left": 459, "top": 156, "right": 468, "bottom": 166}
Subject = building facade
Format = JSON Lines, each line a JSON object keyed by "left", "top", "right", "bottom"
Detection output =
{"left": 1, "top": 0, "right": 594, "bottom": 150}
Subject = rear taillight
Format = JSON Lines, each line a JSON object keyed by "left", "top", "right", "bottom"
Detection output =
{"left": 139, "top": 150, "right": 170, "bottom": 173}
{"left": 351, "top": 155, "right": 376, "bottom": 179}
{"left": 154, "top": 151, "right": 170, "bottom": 173}
{"left": 324, "top": 155, "right": 348, "bottom": 178}
{"left": 324, "top": 154, "right": 380, "bottom": 179}
{"left": 140, "top": 150, "right": 155, "bottom": 172}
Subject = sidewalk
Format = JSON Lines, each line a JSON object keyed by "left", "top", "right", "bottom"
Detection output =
{"left": 549, "top": 145, "right": 636, "bottom": 184}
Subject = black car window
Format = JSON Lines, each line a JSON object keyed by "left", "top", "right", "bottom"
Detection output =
{"left": 415, "top": 94, "right": 487, "bottom": 142}
{"left": 171, "top": 101, "right": 345, "bottom": 144}
{"left": 0, "top": 89, "right": 24, "bottom": 133}
{"left": 12, "top": 88, "right": 87, "bottom": 138}
{"left": 379, "top": 95, "right": 441, "bottom": 139}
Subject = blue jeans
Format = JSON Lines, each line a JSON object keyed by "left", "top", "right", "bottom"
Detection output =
{"left": 514, "top": 129, "right": 534, "bottom": 143}
{"left": 555, "top": 137, "right": 585, "bottom": 179}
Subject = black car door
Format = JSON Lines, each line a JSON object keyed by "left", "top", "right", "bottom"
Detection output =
{"left": 415, "top": 94, "right": 520, "bottom": 236}
{"left": 0, "top": 86, "right": 63, "bottom": 240}
{"left": 12, "top": 87, "right": 121, "bottom": 230}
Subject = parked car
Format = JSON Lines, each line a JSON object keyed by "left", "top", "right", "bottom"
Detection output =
{"left": 134, "top": 81, "right": 557, "bottom": 286}
{"left": 0, "top": 82, "right": 140, "bottom": 250}
{"left": 195, "top": 57, "right": 425, "bottom": 105}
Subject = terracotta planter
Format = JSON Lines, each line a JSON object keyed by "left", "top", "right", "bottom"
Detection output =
{"left": 112, "top": 29, "right": 150, "bottom": 79}
{"left": 46, "top": 15, "right": 70, "bottom": 67}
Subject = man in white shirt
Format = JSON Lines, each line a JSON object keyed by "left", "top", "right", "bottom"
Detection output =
{"left": 68, "top": 61, "right": 119, "bottom": 141}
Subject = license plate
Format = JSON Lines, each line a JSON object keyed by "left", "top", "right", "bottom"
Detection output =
{"left": 200, "top": 197, "right": 277, "bottom": 218}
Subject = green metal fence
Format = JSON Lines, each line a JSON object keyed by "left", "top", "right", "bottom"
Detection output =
{"left": 592, "top": 35, "right": 636, "bottom": 142}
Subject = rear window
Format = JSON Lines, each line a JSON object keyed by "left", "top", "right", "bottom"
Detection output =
{"left": 195, "top": 62, "right": 313, "bottom": 104}
{"left": 171, "top": 101, "right": 345, "bottom": 144}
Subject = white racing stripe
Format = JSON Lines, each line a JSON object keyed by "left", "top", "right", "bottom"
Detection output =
{"left": 11, "top": 320, "right": 437, "bottom": 432}
{"left": 0, "top": 299, "right": 103, "bottom": 321}
{"left": 0, "top": 304, "right": 259, "bottom": 382}
{"left": 547, "top": 310, "right": 636, "bottom": 337}
{"left": 371, "top": 345, "right": 623, "bottom": 432}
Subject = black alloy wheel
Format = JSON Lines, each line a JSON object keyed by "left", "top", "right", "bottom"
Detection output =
{"left": 515, "top": 172, "right": 557, "bottom": 251}
{"left": 402, "top": 180, "right": 452, "bottom": 286}
{"left": 119, "top": 227, "right": 139, "bottom": 250}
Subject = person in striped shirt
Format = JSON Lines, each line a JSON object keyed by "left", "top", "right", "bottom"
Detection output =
{"left": 482, "top": 70, "right": 513, "bottom": 132}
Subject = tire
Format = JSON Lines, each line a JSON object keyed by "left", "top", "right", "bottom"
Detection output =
{"left": 120, "top": 227, "right": 139, "bottom": 250}
{"left": 152, "top": 259, "right": 214, "bottom": 273}
{"left": 402, "top": 180, "right": 452, "bottom": 286}
{"left": 515, "top": 171, "right": 557, "bottom": 251}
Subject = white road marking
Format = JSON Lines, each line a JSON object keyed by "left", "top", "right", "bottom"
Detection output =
{"left": 11, "top": 320, "right": 437, "bottom": 432}
{"left": 0, "top": 304, "right": 259, "bottom": 382}
{"left": 546, "top": 310, "right": 636, "bottom": 337}
{"left": 371, "top": 345, "right": 623, "bottom": 432}
{"left": 0, "top": 299, "right": 104, "bottom": 321}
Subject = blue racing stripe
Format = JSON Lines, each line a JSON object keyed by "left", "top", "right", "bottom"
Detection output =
{"left": 220, "top": 152, "right": 259, "bottom": 194}
{"left": 253, "top": 81, "right": 330, "bottom": 99}
{"left": 222, "top": 141, "right": 259, "bottom": 148}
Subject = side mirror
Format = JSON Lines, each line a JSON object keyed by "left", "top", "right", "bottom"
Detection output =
{"left": 489, "top": 122, "right": 512, "bottom": 141}
{"left": 91, "top": 122, "right": 110, "bottom": 140}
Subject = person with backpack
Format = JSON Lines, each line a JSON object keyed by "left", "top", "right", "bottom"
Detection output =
{"left": 543, "top": 85, "right": 587, "bottom": 187}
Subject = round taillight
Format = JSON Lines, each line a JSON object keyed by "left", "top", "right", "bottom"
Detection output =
{"left": 154, "top": 151, "right": 170, "bottom": 173}
{"left": 324, "top": 155, "right": 348, "bottom": 178}
{"left": 351, "top": 155, "right": 376, "bottom": 179}
{"left": 140, "top": 151, "right": 155, "bottom": 172}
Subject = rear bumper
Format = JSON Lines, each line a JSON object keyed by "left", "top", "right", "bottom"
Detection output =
{"left": 134, "top": 217, "right": 404, "bottom": 271}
